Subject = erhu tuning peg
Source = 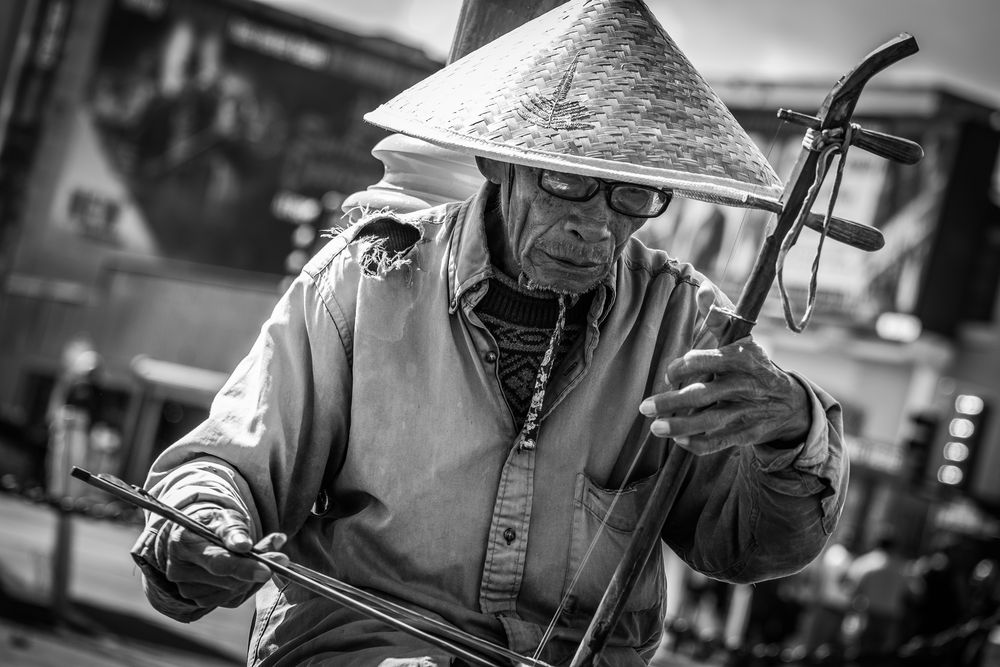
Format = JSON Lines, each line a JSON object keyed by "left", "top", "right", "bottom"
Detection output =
{"left": 777, "top": 108, "right": 924, "bottom": 165}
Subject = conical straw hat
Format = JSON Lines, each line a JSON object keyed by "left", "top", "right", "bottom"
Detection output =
{"left": 365, "top": 0, "right": 783, "bottom": 210}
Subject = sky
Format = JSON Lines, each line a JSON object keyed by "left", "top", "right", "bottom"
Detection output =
{"left": 265, "top": 0, "right": 1000, "bottom": 108}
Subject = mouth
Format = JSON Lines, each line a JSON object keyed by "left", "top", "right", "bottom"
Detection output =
{"left": 540, "top": 250, "right": 605, "bottom": 270}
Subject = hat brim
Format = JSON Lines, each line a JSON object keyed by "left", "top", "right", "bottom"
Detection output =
{"left": 365, "top": 0, "right": 785, "bottom": 212}
{"left": 367, "top": 107, "right": 784, "bottom": 211}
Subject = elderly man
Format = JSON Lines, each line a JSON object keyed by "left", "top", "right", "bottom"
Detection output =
{"left": 130, "top": 1, "right": 846, "bottom": 665}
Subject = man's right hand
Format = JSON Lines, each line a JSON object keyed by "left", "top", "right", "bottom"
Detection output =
{"left": 132, "top": 505, "right": 289, "bottom": 622}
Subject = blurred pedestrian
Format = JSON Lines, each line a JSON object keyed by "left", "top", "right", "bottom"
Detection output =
{"left": 908, "top": 538, "right": 975, "bottom": 639}
{"left": 842, "top": 529, "right": 915, "bottom": 661}
{"left": 744, "top": 576, "right": 803, "bottom": 652}
{"left": 795, "top": 537, "right": 853, "bottom": 659}
{"left": 674, "top": 569, "right": 731, "bottom": 656}
{"left": 45, "top": 335, "right": 112, "bottom": 618}
{"left": 46, "top": 336, "right": 104, "bottom": 499}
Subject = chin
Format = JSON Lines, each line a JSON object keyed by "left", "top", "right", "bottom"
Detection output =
{"left": 522, "top": 265, "right": 607, "bottom": 295}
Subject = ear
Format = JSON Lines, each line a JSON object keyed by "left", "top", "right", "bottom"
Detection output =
{"left": 476, "top": 157, "right": 507, "bottom": 184}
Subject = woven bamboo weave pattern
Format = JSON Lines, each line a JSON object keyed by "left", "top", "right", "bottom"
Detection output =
{"left": 366, "top": 0, "right": 783, "bottom": 210}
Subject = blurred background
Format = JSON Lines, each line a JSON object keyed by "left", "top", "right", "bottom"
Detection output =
{"left": 0, "top": 1, "right": 997, "bottom": 665}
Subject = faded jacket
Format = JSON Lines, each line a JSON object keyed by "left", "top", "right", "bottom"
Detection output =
{"left": 132, "top": 182, "right": 847, "bottom": 666}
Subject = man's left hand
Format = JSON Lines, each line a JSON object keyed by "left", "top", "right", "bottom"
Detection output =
{"left": 639, "top": 339, "right": 810, "bottom": 454}
{"left": 638, "top": 286, "right": 810, "bottom": 455}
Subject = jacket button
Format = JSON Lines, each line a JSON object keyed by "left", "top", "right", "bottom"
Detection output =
{"left": 485, "top": 351, "right": 498, "bottom": 363}
{"left": 503, "top": 527, "right": 516, "bottom": 544}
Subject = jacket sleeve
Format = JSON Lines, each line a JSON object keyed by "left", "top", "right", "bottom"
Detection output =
{"left": 659, "top": 282, "right": 848, "bottom": 584}
{"left": 133, "top": 237, "right": 358, "bottom": 550}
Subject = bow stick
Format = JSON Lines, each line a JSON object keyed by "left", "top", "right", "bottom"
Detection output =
{"left": 70, "top": 467, "right": 552, "bottom": 667}
{"left": 568, "top": 33, "right": 921, "bottom": 666}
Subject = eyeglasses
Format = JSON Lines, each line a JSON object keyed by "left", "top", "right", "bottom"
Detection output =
{"left": 537, "top": 169, "right": 672, "bottom": 218}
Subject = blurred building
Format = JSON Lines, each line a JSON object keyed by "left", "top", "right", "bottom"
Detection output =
{"left": 1, "top": 2, "right": 998, "bottom": 663}
{"left": 0, "top": 0, "right": 440, "bottom": 485}
{"left": 1, "top": 0, "right": 999, "bottom": 560}
{"left": 640, "top": 79, "right": 1000, "bottom": 660}
{"left": 701, "top": 80, "right": 1000, "bottom": 559}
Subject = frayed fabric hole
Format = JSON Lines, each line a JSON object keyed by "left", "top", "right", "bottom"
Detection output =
{"left": 345, "top": 214, "right": 422, "bottom": 278}
{"left": 357, "top": 235, "right": 412, "bottom": 278}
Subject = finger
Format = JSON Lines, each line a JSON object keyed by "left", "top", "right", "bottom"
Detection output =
{"left": 674, "top": 415, "right": 779, "bottom": 455}
{"left": 220, "top": 522, "right": 254, "bottom": 553}
{"left": 199, "top": 545, "right": 273, "bottom": 583}
{"left": 254, "top": 532, "right": 287, "bottom": 553}
{"left": 649, "top": 401, "right": 746, "bottom": 439}
{"left": 168, "top": 525, "right": 221, "bottom": 564}
{"left": 259, "top": 551, "right": 291, "bottom": 568}
{"left": 175, "top": 579, "right": 252, "bottom": 609}
{"left": 666, "top": 349, "right": 724, "bottom": 388}
{"left": 640, "top": 382, "right": 711, "bottom": 417}
{"left": 641, "top": 375, "right": 759, "bottom": 418}
{"left": 165, "top": 544, "right": 268, "bottom": 584}
{"left": 190, "top": 507, "right": 255, "bottom": 553}
{"left": 673, "top": 431, "right": 746, "bottom": 456}
{"left": 174, "top": 578, "right": 238, "bottom": 600}
{"left": 667, "top": 343, "right": 757, "bottom": 387}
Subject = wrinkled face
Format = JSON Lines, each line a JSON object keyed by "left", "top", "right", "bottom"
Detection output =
{"left": 481, "top": 160, "right": 650, "bottom": 295}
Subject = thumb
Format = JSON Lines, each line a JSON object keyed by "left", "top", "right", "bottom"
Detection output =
{"left": 219, "top": 515, "right": 254, "bottom": 553}
{"left": 697, "top": 281, "right": 733, "bottom": 343}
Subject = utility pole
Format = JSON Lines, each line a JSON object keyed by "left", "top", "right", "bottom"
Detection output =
{"left": 447, "top": 0, "right": 567, "bottom": 63}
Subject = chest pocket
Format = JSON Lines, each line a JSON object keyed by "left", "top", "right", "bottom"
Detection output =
{"left": 560, "top": 472, "right": 666, "bottom": 649}
{"left": 563, "top": 473, "right": 667, "bottom": 651}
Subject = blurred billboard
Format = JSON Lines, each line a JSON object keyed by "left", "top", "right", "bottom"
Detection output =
{"left": 637, "top": 123, "right": 929, "bottom": 331}
{"left": 0, "top": 0, "right": 441, "bottom": 476}
{"left": 9, "top": 0, "right": 439, "bottom": 281}
{"left": 637, "top": 85, "right": 998, "bottom": 338}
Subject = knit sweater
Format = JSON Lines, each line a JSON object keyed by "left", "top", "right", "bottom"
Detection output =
{"left": 474, "top": 272, "right": 592, "bottom": 429}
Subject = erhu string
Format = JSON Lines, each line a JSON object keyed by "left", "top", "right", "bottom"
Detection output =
{"left": 535, "top": 121, "right": 788, "bottom": 659}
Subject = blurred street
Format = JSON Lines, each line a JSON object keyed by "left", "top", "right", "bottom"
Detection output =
{"left": 0, "top": 492, "right": 251, "bottom": 666}
{"left": 0, "top": 0, "right": 999, "bottom": 665}
{"left": 2, "top": 484, "right": 999, "bottom": 666}
{"left": 0, "top": 488, "right": 724, "bottom": 667}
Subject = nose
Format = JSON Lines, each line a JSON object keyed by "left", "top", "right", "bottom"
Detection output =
{"left": 564, "top": 209, "right": 613, "bottom": 244}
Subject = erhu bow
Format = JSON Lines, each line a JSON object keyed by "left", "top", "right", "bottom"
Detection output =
{"left": 70, "top": 467, "right": 545, "bottom": 667}
{"left": 568, "top": 33, "right": 922, "bottom": 666}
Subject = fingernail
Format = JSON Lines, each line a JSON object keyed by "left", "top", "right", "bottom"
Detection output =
{"left": 639, "top": 400, "right": 656, "bottom": 416}
{"left": 228, "top": 532, "right": 251, "bottom": 550}
{"left": 651, "top": 420, "right": 670, "bottom": 437}
{"left": 674, "top": 436, "right": 689, "bottom": 446}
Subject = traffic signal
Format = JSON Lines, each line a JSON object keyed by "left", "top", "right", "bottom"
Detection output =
{"left": 903, "top": 411, "right": 939, "bottom": 487}
{"left": 931, "top": 391, "right": 989, "bottom": 490}
{"left": 285, "top": 222, "right": 317, "bottom": 274}
{"left": 271, "top": 190, "right": 322, "bottom": 275}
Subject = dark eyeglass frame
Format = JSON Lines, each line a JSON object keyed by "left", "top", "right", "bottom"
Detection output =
{"left": 537, "top": 169, "right": 672, "bottom": 218}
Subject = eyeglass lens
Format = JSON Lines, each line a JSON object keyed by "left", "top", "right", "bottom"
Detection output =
{"left": 538, "top": 170, "right": 669, "bottom": 217}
